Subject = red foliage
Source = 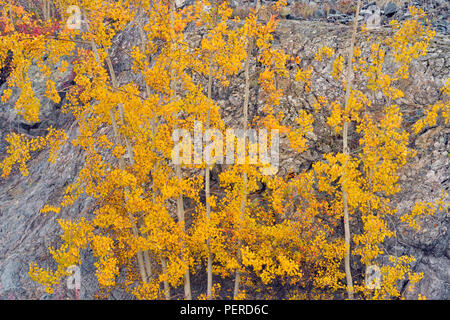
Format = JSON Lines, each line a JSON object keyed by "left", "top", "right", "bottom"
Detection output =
{"left": 15, "top": 21, "right": 61, "bottom": 37}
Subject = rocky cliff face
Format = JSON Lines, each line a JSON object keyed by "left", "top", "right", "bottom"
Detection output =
{"left": 0, "top": 4, "right": 448, "bottom": 299}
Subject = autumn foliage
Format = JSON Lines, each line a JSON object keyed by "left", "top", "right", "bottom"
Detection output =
{"left": 0, "top": 0, "right": 448, "bottom": 300}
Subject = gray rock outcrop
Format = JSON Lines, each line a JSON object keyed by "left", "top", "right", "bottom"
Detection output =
{"left": 0, "top": 15, "right": 448, "bottom": 299}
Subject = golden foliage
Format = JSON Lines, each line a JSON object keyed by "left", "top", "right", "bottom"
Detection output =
{"left": 0, "top": 1, "right": 443, "bottom": 300}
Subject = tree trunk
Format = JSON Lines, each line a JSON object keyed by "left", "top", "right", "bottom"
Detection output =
{"left": 342, "top": 0, "right": 362, "bottom": 300}
{"left": 160, "top": 255, "right": 171, "bottom": 299}
{"left": 206, "top": 56, "right": 213, "bottom": 298}
{"left": 233, "top": 36, "right": 252, "bottom": 299}
{"left": 136, "top": 8, "right": 155, "bottom": 285}
{"left": 168, "top": 0, "right": 192, "bottom": 300}
{"left": 89, "top": 39, "right": 149, "bottom": 285}
{"left": 176, "top": 164, "right": 192, "bottom": 299}
{"left": 43, "top": 0, "right": 49, "bottom": 21}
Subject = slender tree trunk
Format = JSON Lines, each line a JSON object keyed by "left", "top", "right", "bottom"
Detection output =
{"left": 170, "top": 73, "right": 191, "bottom": 299}
{"left": 43, "top": 0, "right": 49, "bottom": 21}
{"left": 106, "top": 54, "right": 151, "bottom": 283}
{"left": 142, "top": 249, "right": 152, "bottom": 281}
{"left": 160, "top": 255, "right": 171, "bottom": 299}
{"left": 205, "top": 56, "right": 213, "bottom": 299}
{"left": 175, "top": 164, "right": 192, "bottom": 299}
{"left": 204, "top": 3, "right": 220, "bottom": 298}
{"left": 89, "top": 40, "right": 148, "bottom": 284}
{"left": 342, "top": 0, "right": 362, "bottom": 300}
{"left": 233, "top": 36, "right": 252, "bottom": 299}
{"left": 168, "top": 0, "right": 191, "bottom": 299}
{"left": 136, "top": 8, "right": 155, "bottom": 285}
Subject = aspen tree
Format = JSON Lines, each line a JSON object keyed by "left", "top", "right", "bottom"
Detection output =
{"left": 341, "top": 0, "right": 362, "bottom": 300}
{"left": 169, "top": 0, "right": 192, "bottom": 299}
{"left": 203, "top": 1, "right": 217, "bottom": 299}
{"left": 231, "top": 0, "right": 289, "bottom": 298}
{"left": 132, "top": 0, "right": 173, "bottom": 298}
{"left": 1, "top": 0, "right": 445, "bottom": 300}
{"left": 301, "top": 5, "right": 438, "bottom": 299}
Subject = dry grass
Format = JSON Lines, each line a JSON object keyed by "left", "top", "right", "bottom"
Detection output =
{"left": 292, "top": 2, "right": 316, "bottom": 18}
{"left": 335, "top": 0, "right": 357, "bottom": 15}
{"left": 375, "top": 0, "right": 408, "bottom": 8}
